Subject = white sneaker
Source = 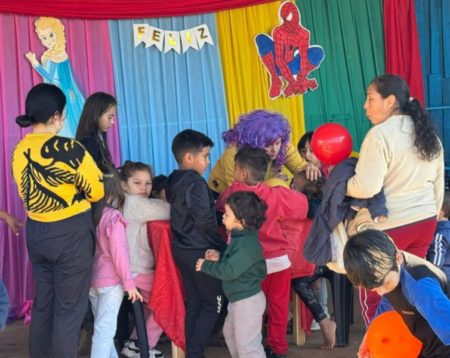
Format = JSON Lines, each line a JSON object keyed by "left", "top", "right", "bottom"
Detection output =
{"left": 121, "top": 340, "right": 140, "bottom": 357}
{"left": 310, "top": 320, "right": 321, "bottom": 331}
{"left": 149, "top": 347, "right": 164, "bottom": 358}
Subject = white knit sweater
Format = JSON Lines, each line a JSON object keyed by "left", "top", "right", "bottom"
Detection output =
{"left": 347, "top": 114, "right": 444, "bottom": 231}
{"left": 123, "top": 194, "right": 170, "bottom": 274}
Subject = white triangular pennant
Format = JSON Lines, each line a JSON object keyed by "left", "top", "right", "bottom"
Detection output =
{"left": 180, "top": 28, "right": 199, "bottom": 53}
{"left": 194, "top": 24, "right": 214, "bottom": 49}
{"left": 147, "top": 26, "right": 164, "bottom": 51}
{"left": 164, "top": 31, "right": 181, "bottom": 54}
{"left": 133, "top": 24, "right": 149, "bottom": 47}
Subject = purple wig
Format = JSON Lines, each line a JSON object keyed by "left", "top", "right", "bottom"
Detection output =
{"left": 222, "top": 110, "right": 291, "bottom": 170}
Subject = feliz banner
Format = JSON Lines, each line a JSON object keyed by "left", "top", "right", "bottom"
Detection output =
{"left": 133, "top": 23, "right": 214, "bottom": 53}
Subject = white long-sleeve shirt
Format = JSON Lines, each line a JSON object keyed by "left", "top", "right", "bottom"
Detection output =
{"left": 347, "top": 114, "right": 444, "bottom": 230}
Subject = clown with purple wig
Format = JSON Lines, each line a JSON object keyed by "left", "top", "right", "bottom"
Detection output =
{"left": 209, "top": 110, "right": 317, "bottom": 194}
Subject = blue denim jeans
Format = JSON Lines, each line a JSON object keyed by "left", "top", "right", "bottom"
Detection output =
{"left": 90, "top": 285, "right": 124, "bottom": 358}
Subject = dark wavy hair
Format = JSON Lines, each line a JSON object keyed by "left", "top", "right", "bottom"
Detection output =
{"left": 226, "top": 191, "right": 268, "bottom": 230}
{"left": 292, "top": 170, "right": 325, "bottom": 200}
{"left": 16, "top": 83, "right": 66, "bottom": 128}
{"left": 370, "top": 74, "right": 441, "bottom": 161}
{"left": 150, "top": 175, "right": 167, "bottom": 199}
{"left": 344, "top": 229, "right": 399, "bottom": 289}
{"left": 222, "top": 110, "right": 291, "bottom": 170}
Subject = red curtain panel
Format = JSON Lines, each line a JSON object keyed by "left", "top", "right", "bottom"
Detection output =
{"left": 0, "top": 0, "right": 276, "bottom": 19}
{"left": 384, "top": 0, "right": 425, "bottom": 105}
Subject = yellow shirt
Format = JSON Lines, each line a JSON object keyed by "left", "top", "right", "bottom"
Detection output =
{"left": 208, "top": 142, "right": 306, "bottom": 193}
{"left": 12, "top": 133, "right": 104, "bottom": 222}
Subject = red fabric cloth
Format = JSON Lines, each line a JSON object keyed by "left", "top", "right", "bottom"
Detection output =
{"left": 0, "top": 0, "right": 275, "bottom": 19}
{"left": 282, "top": 218, "right": 315, "bottom": 278}
{"left": 147, "top": 220, "right": 185, "bottom": 351}
{"left": 281, "top": 218, "right": 315, "bottom": 333}
{"left": 383, "top": 0, "right": 425, "bottom": 105}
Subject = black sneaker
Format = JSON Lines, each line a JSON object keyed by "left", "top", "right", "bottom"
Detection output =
{"left": 121, "top": 340, "right": 139, "bottom": 357}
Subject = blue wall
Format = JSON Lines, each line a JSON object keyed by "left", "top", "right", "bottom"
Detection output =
{"left": 415, "top": 0, "right": 450, "bottom": 170}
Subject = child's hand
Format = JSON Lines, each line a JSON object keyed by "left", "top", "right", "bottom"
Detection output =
{"left": 304, "top": 164, "right": 322, "bottom": 181}
{"left": 127, "top": 288, "right": 143, "bottom": 303}
{"left": 196, "top": 258, "right": 205, "bottom": 271}
{"left": 3, "top": 213, "right": 24, "bottom": 236}
{"left": 205, "top": 249, "right": 220, "bottom": 261}
{"left": 357, "top": 332, "right": 371, "bottom": 358}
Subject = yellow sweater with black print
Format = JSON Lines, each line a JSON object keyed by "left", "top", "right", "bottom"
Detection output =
{"left": 12, "top": 133, "right": 104, "bottom": 222}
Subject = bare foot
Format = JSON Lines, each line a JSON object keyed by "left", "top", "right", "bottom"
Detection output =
{"left": 319, "top": 318, "right": 336, "bottom": 350}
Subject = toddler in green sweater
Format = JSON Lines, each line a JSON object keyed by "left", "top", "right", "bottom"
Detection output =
{"left": 196, "top": 191, "right": 267, "bottom": 358}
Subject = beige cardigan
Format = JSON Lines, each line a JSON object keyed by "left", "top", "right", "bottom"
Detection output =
{"left": 123, "top": 194, "right": 170, "bottom": 274}
{"left": 347, "top": 114, "right": 444, "bottom": 231}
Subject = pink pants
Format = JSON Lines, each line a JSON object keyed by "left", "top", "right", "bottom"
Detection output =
{"left": 130, "top": 273, "right": 163, "bottom": 347}
{"left": 359, "top": 217, "right": 437, "bottom": 326}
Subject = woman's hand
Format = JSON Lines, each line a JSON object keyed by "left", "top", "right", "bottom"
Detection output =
{"left": 205, "top": 249, "right": 220, "bottom": 261}
{"left": 127, "top": 288, "right": 143, "bottom": 303}
{"left": 304, "top": 163, "right": 322, "bottom": 181}
{"left": 25, "top": 52, "right": 39, "bottom": 67}
{"left": 196, "top": 258, "right": 205, "bottom": 271}
{"left": 357, "top": 332, "right": 371, "bottom": 358}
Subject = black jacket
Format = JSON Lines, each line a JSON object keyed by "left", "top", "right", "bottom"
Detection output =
{"left": 79, "top": 134, "right": 114, "bottom": 173}
{"left": 305, "top": 158, "right": 388, "bottom": 265}
{"left": 166, "top": 169, "right": 225, "bottom": 251}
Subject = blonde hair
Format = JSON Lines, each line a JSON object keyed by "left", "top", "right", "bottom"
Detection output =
{"left": 34, "top": 17, "right": 66, "bottom": 63}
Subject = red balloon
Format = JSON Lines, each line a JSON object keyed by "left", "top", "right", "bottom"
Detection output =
{"left": 366, "top": 311, "right": 422, "bottom": 358}
{"left": 310, "top": 123, "right": 353, "bottom": 165}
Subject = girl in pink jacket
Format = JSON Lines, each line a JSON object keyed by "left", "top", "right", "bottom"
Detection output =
{"left": 90, "top": 171, "right": 143, "bottom": 358}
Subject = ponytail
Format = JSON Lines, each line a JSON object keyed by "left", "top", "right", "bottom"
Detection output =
{"left": 370, "top": 74, "right": 441, "bottom": 162}
{"left": 15, "top": 114, "right": 36, "bottom": 128}
{"left": 403, "top": 98, "right": 441, "bottom": 161}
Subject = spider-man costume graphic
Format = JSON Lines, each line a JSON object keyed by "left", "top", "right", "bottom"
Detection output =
{"left": 256, "top": 1, "right": 324, "bottom": 99}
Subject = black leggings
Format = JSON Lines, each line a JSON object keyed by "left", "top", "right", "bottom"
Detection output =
{"left": 291, "top": 266, "right": 329, "bottom": 323}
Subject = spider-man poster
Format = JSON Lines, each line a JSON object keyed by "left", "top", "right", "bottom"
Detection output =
{"left": 255, "top": 1, "right": 325, "bottom": 99}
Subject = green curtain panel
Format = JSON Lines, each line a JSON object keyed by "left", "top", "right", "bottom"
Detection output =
{"left": 296, "top": 0, "right": 385, "bottom": 151}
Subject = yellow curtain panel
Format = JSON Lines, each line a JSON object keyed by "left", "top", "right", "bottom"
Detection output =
{"left": 216, "top": 1, "right": 306, "bottom": 145}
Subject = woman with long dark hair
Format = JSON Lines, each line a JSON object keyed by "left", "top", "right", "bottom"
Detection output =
{"left": 76, "top": 92, "right": 117, "bottom": 172}
{"left": 346, "top": 74, "right": 444, "bottom": 325}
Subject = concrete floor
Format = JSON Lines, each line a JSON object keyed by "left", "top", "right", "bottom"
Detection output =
{"left": 0, "top": 289, "right": 364, "bottom": 357}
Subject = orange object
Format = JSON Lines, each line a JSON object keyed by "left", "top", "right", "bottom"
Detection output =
{"left": 366, "top": 311, "right": 422, "bottom": 358}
